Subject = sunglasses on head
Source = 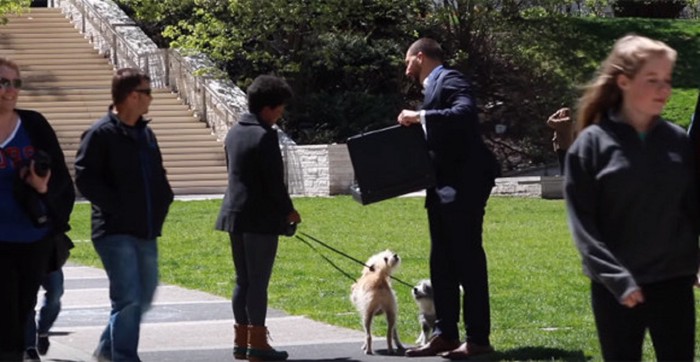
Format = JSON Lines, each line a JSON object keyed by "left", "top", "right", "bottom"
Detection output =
{"left": 133, "top": 88, "right": 152, "bottom": 96}
{"left": 0, "top": 77, "right": 22, "bottom": 90}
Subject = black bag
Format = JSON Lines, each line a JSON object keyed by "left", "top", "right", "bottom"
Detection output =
{"left": 347, "top": 124, "right": 436, "bottom": 205}
{"left": 48, "top": 234, "right": 74, "bottom": 272}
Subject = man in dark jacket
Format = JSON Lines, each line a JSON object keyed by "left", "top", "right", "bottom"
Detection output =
{"left": 215, "top": 75, "right": 300, "bottom": 361}
{"left": 74, "top": 68, "right": 173, "bottom": 362}
{"left": 398, "top": 38, "right": 498, "bottom": 359}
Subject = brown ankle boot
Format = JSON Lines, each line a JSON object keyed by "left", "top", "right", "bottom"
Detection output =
{"left": 234, "top": 324, "right": 248, "bottom": 359}
{"left": 246, "top": 325, "right": 288, "bottom": 361}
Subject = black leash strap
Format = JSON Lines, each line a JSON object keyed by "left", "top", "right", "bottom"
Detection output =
{"left": 296, "top": 231, "right": 414, "bottom": 289}
{"left": 295, "top": 234, "right": 357, "bottom": 282}
{"left": 298, "top": 231, "right": 369, "bottom": 269}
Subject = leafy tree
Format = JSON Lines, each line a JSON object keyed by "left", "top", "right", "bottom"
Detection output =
{"left": 412, "top": 0, "right": 580, "bottom": 169}
{"left": 113, "top": 0, "right": 198, "bottom": 46}
{"left": 123, "top": 0, "right": 429, "bottom": 143}
{"left": 612, "top": 0, "right": 687, "bottom": 18}
{"left": 122, "top": 0, "right": 683, "bottom": 170}
{"left": 0, "top": 0, "right": 30, "bottom": 24}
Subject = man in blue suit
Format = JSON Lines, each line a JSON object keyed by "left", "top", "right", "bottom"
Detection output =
{"left": 398, "top": 38, "right": 498, "bottom": 359}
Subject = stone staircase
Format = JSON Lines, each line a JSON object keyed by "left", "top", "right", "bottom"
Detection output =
{"left": 1, "top": 7, "right": 228, "bottom": 195}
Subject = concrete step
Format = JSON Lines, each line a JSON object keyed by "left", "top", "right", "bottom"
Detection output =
{"left": 19, "top": 99, "right": 184, "bottom": 108}
{"left": 0, "top": 48, "right": 98, "bottom": 56}
{"left": 23, "top": 75, "right": 115, "bottom": 85}
{"left": 61, "top": 140, "right": 221, "bottom": 151}
{"left": 40, "top": 97, "right": 194, "bottom": 108}
{"left": 3, "top": 54, "right": 107, "bottom": 63}
{"left": 5, "top": 7, "right": 230, "bottom": 196}
{"left": 55, "top": 131, "right": 216, "bottom": 143}
{"left": 3, "top": 18, "right": 77, "bottom": 25}
{"left": 24, "top": 73, "right": 115, "bottom": 82}
{"left": 0, "top": 37, "right": 94, "bottom": 45}
{"left": 0, "top": 30, "right": 88, "bottom": 37}
{"left": 22, "top": 93, "right": 110, "bottom": 102}
{"left": 66, "top": 167, "right": 227, "bottom": 178}
{"left": 22, "top": 70, "right": 111, "bottom": 79}
{"left": 21, "top": 88, "right": 112, "bottom": 97}
{"left": 18, "top": 61, "right": 111, "bottom": 70}
{"left": 20, "top": 88, "right": 171, "bottom": 98}
{"left": 0, "top": 27, "right": 83, "bottom": 35}
{"left": 64, "top": 152, "right": 227, "bottom": 165}
{"left": 5, "top": 18, "right": 68, "bottom": 23}
{"left": 44, "top": 113, "right": 197, "bottom": 122}
{"left": 20, "top": 103, "right": 191, "bottom": 113}
{"left": 24, "top": 80, "right": 122, "bottom": 88}
{"left": 6, "top": 9, "right": 67, "bottom": 18}
{"left": 5, "top": 14, "right": 75, "bottom": 20}
{"left": 3, "top": 22, "right": 78, "bottom": 29}
{"left": 13, "top": 48, "right": 100, "bottom": 56}
{"left": 6, "top": 15, "right": 66, "bottom": 21}
{"left": 54, "top": 126, "right": 215, "bottom": 136}
{"left": 53, "top": 123, "right": 210, "bottom": 134}
{"left": 64, "top": 148, "right": 225, "bottom": 159}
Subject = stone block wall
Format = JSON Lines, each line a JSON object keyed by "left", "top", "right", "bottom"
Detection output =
{"left": 279, "top": 146, "right": 560, "bottom": 199}
{"left": 282, "top": 144, "right": 354, "bottom": 196}
{"left": 328, "top": 144, "right": 354, "bottom": 195}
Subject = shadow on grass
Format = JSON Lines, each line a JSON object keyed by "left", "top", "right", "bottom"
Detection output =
{"left": 488, "top": 346, "right": 589, "bottom": 361}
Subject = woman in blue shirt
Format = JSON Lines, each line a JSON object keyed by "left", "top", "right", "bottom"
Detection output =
{"left": 0, "top": 58, "right": 74, "bottom": 362}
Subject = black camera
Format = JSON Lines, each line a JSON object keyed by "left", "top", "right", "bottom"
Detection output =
{"left": 13, "top": 150, "right": 52, "bottom": 227}
{"left": 32, "top": 150, "right": 51, "bottom": 177}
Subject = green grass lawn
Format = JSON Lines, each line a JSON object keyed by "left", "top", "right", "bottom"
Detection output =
{"left": 520, "top": 17, "right": 700, "bottom": 127}
{"left": 67, "top": 196, "right": 697, "bottom": 360}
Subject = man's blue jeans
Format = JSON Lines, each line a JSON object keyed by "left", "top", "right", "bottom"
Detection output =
{"left": 25, "top": 268, "right": 64, "bottom": 349}
{"left": 93, "top": 234, "right": 158, "bottom": 362}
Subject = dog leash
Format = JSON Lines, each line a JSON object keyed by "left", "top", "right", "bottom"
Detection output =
{"left": 294, "top": 234, "right": 357, "bottom": 282}
{"left": 295, "top": 231, "right": 415, "bottom": 289}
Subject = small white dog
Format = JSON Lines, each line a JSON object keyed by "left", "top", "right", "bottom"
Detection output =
{"left": 350, "top": 250, "right": 404, "bottom": 355}
{"left": 411, "top": 279, "right": 436, "bottom": 346}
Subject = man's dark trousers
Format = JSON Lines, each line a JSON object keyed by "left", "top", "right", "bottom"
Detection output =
{"left": 427, "top": 181, "right": 492, "bottom": 346}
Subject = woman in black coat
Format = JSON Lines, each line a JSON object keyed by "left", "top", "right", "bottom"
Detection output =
{"left": 0, "top": 58, "right": 74, "bottom": 362}
{"left": 215, "top": 75, "right": 301, "bottom": 361}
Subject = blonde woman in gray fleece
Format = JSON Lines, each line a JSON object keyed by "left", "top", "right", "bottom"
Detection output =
{"left": 565, "top": 35, "right": 699, "bottom": 361}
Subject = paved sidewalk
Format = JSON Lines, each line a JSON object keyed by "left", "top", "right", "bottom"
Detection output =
{"left": 40, "top": 264, "right": 448, "bottom": 362}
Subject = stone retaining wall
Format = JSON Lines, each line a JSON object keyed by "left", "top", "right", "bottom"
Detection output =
{"left": 280, "top": 145, "right": 564, "bottom": 199}
{"left": 283, "top": 144, "right": 354, "bottom": 196}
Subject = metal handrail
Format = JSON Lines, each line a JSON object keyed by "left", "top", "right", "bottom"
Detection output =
{"left": 53, "top": 0, "right": 245, "bottom": 140}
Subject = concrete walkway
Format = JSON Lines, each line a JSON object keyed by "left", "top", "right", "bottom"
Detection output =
{"left": 40, "top": 263, "right": 448, "bottom": 362}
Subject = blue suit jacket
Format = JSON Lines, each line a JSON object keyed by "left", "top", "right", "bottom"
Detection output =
{"left": 422, "top": 68, "right": 499, "bottom": 210}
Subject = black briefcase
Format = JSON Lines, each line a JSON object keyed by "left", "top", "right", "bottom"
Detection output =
{"left": 346, "top": 124, "right": 435, "bottom": 205}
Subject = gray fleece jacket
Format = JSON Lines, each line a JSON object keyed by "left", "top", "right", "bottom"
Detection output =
{"left": 565, "top": 112, "right": 699, "bottom": 302}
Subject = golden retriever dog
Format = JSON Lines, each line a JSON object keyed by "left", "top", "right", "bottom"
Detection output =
{"left": 350, "top": 250, "right": 403, "bottom": 355}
